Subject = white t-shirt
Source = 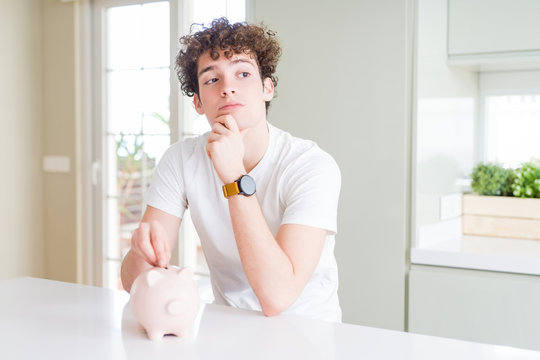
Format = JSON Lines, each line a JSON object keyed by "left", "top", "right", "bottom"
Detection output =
{"left": 146, "top": 123, "right": 342, "bottom": 322}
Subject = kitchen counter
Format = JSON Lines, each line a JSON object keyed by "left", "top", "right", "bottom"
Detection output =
{"left": 1, "top": 277, "right": 539, "bottom": 359}
{"left": 413, "top": 218, "right": 540, "bottom": 275}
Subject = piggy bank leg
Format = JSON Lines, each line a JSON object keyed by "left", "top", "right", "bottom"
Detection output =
{"left": 170, "top": 330, "right": 184, "bottom": 338}
{"left": 146, "top": 328, "right": 165, "bottom": 341}
{"left": 173, "top": 329, "right": 192, "bottom": 340}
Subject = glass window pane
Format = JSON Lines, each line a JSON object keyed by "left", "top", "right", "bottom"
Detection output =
{"left": 485, "top": 95, "right": 540, "bottom": 168}
{"left": 143, "top": 112, "right": 170, "bottom": 136}
{"left": 107, "top": 5, "right": 143, "bottom": 70}
{"left": 107, "top": 2, "right": 170, "bottom": 69}
{"left": 112, "top": 133, "right": 145, "bottom": 197}
{"left": 141, "top": 2, "right": 170, "bottom": 68}
{"left": 193, "top": 0, "right": 245, "bottom": 24}
{"left": 142, "top": 134, "right": 170, "bottom": 166}
{"left": 108, "top": 69, "right": 143, "bottom": 134}
{"left": 226, "top": 0, "right": 246, "bottom": 23}
{"left": 141, "top": 68, "right": 170, "bottom": 135}
{"left": 103, "top": 2, "right": 171, "bottom": 291}
{"left": 193, "top": 0, "right": 227, "bottom": 24}
{"left": 108, "top": 67, "right": 170, "bottom": 136}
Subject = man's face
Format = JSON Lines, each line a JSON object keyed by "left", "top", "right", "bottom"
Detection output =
{"left": 193, "top": 50, "right": 274, "bottom": 130}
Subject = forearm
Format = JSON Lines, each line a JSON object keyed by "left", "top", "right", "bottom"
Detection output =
{"left": 207, "top": 115, "right": 324, "bottom": 315}
{"left": 120, "top": 207, "right": 182, "bottom": 292}
{"left": 120, "top": 250, "right": 154, "bottom": 293}
{"left": 228, "top": 196, "right": 301, "bottom": 316}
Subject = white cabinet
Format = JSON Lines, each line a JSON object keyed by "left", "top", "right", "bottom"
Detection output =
{"left": 448, "top": 0, "right": 540, "bottom": 70}
{"left": 409, "top": 264, "right": 540, "bottom": 351}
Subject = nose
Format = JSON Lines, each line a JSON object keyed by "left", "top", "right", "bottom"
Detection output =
{"left": 220, "top": 77, "right": 236, "bottom": 97}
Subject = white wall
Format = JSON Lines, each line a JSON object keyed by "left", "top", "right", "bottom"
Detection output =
{"left": 0, "top": 0, "right": 78, "bottom": 283}
{"left": 253, "top": 0, "right": 412, "bottom": 329}
{"left": 41, "top": 0, "right": 78, "bottom": 283}
{"left": 0, "top": 0, "right": 44, "bottom": 280}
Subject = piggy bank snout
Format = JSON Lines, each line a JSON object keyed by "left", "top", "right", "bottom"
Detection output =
{"left": 166, "top": 298, "right": 187, "bottom": 316}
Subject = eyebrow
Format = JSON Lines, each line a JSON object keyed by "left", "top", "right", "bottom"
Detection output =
{"left": 198, "top": 58, "right": 255, "bottom": 78}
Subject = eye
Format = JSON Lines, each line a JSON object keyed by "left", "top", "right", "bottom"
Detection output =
{"left": 204, "top": 77, "right": 218, "bottom": 85}
{"left": 239, "top": 71, "right": 250, "bottom": 78}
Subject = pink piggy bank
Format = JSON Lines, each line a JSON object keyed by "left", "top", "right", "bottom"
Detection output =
{"left": 129, "top": 266, "right": 200, "bottom": 341}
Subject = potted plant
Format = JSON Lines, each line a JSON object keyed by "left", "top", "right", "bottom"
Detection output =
{"left": 462, "top": 161, "right": 540, "bottom": 240}
{"left": 512, "top": 160, "right": 540, "bottom": 198}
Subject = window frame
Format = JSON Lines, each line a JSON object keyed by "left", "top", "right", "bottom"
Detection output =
{"left": 91, "top": 0, "right": 183, "bottom": 287}
{"left": 86, "top": 0, "right": 252, "bottom": 287}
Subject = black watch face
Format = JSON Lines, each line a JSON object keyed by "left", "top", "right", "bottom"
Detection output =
{"left": 239, "top": 175, "right": 256, "bottom": 196}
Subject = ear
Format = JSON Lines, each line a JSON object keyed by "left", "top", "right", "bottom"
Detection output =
{"left": 145, "top": 268, "right": 163, "bottom": 287}
{"left": 193, "top": 93, "right": 205, "bottom": 115}
{"left": 262, "top": 77, "right": 274, "bottom": 102}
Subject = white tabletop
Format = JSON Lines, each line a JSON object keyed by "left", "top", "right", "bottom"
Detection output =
{"left": 1, "top": 277, "right": 539, "bottom": 360}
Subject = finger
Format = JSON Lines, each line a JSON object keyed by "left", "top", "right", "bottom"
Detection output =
{"left": 156, "top": 223, "right": 170, "bottom": 267}
{"left": 224, "top": 116, "right": 239, "bottom": 133}
{"left": 211, "top": 121, "right": 228, "bottom": 135}
{"left": 215, "top": 115, "right": 238, "bottom": 133}
{"left": 133, "top": 223, "right": 157, "bottom": 265}
{"left": 150, "top": 221, "right": 169, "bottom": 268}
{"left": 161, "top": 239, "right": 170, "bottom": 268}
{"left": 207, "top": 131, "right": 221, "bottom": 143}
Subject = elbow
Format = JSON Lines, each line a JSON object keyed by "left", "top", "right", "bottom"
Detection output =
{"left": 260, "top": 299, "right": 293, "bottom": 317}
{"left": 262, "top": 307, "right": 283, "bottom": 318}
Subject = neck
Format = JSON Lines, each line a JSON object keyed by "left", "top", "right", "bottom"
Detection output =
{"left": 243, "top": 120, "right": 269, "bottom": 173}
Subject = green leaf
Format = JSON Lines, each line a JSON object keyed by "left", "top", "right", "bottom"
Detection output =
{"left": 471, "top": 162, "right": 515, "bottom": 196}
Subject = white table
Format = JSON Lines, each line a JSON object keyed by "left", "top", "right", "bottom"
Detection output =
{"left": 1, "top": 277, "right": 539, "bottom": 359}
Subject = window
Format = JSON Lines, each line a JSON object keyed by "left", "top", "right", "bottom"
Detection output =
{"left": 93, "top": 0, "right": 246, "bottom": 291}
{"left": 411, "top": 1, "right": 540, "bottom": 276}
{"left": 483, "top": 94, "right": 540, "bottom": 168}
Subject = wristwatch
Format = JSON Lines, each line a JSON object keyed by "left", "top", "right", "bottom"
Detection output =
{"left": 222, "top": 175, "right": 256, "bottom": 198}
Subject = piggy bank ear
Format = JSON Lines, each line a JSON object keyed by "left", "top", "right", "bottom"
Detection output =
{"left": 145, "top": 268, "right": 164, "bottom": 287}
{"left": 177, "top": 267, "right": 194, "bottom": 278}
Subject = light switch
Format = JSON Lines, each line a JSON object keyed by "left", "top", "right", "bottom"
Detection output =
{"left": 43, "top": 156, "right": 71, "bottom": 173}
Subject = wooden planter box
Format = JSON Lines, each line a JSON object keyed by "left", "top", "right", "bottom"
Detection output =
{"left": 462, "top": 194, "right": 540, "bottom": 240}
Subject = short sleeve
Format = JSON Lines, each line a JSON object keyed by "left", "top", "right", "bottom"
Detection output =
{"left": 145, "top": 141, "right": 187, "bottom": 219}
{"left": 281, "top": 150, "right": 341, "bottom": 234}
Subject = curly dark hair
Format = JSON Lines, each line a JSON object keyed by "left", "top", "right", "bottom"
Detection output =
{"left": 175, "top": 17, "right": 281, "bottom": 110}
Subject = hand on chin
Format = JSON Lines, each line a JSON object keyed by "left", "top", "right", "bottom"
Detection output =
{"left": 206, "top": 114, "right": 247, "bottom": 184}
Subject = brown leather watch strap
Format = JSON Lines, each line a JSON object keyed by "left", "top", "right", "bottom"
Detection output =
{"left": 222, "top": 181, "right": 241, "bottom": 198}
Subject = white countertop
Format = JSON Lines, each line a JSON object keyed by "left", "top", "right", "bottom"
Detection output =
{"left": 413, "top": 218, "right": 540, "bottom": 275}
{"left": 1, "top": 277, "right": 540, "bottom": 359}
{"left": 412, "top": 235, "right": 540, "bottom": 275}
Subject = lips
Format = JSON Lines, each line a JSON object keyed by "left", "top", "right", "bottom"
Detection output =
{"left": 219, "top": 103, "right": 243, "bottom": 111}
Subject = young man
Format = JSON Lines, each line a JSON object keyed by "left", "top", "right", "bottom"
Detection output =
{"left": 120, "top": 18, "right": 342, "bottom": 322}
